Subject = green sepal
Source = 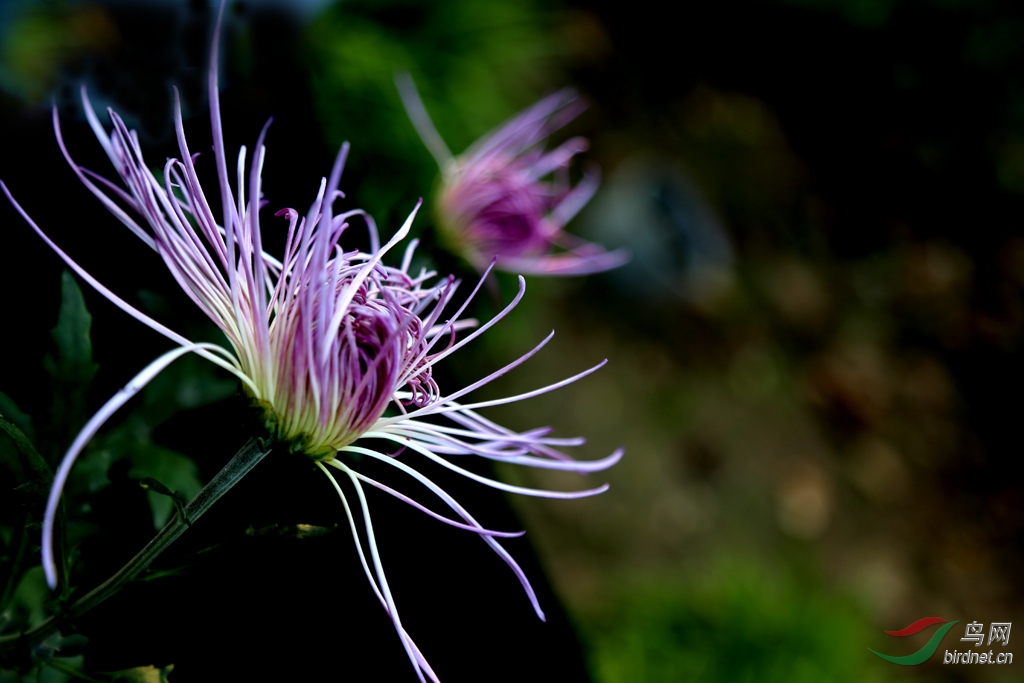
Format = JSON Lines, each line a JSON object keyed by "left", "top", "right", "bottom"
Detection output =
{"left": 136, "top": 478, "right": 189, "bottom": 527}
{"left": 128, "top": 448, "right": 201, "bottom": 530}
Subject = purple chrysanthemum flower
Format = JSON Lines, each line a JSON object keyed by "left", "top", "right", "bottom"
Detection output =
{"left": 397, "top": 75, "right": 629, "bottom": 276}
{"left": 1, "top": 9, "right": 621, "bottom": 682}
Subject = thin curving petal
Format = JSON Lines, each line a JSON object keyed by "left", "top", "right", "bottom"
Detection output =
{"left": 41, "top": 342, "right": 233, "bottom": 588}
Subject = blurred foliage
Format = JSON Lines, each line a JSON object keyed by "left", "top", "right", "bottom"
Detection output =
{"left": 584, "top": 565, "right": 894, "bottom": 683}
{"left": 303, "top": 0, "right": 559, "bottom": 230}
{"left": 0, "top": 2, "right": 118, "bottom": 104}
{"left": 776, "top": 0, "right": 902, "bottom": 27}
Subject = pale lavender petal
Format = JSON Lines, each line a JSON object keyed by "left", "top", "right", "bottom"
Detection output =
{"left": 354, "top": 472, "right": 525, "bottom": 538}
{"left": 389, "top": 357, "right": 607, "bottom": 424}
{"left": 497, "top": 246, "right": 631, "bottom": 277}
{"left": 341, "top": 445, "right": 546, "bottom": 621}
{"left": 317, "top": 462, "right": 440, "bottom": 683}
{"left": 363, "top": 433, "right": 612, "bottom": 500}
{"left": 41, "top": 343, "right": 231, "bottom": 588}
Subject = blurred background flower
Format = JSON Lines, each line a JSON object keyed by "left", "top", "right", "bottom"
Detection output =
{"left": 398, "top": 78, "right": 629, "bottom": 275}
{"left": 2, "top": 0, "right": 1023, "bottom": 681}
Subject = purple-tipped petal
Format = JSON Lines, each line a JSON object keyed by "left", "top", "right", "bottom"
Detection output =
{"left": 497, "top": 245, "right": 632, "bottom": 277}
{"left": 399, "top": 78, "right": 627, "bottom": 277}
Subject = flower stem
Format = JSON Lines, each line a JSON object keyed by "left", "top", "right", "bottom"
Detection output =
{"left": 0, "top": 436, "right": 272, "bottom": 651}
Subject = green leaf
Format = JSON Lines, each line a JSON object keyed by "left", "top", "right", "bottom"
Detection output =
{"left": 8, "top": 566, "right": 49, "bottom": 629}
{"left": 43, "top": 271, "right": 99, "bottom": 459}
{"left": 41, "top": 656, "right": 93, "bottom": 683}
{"left": 0, "top": 392, "right": 34, "bottom": 446}
{"left": 103, "top": 664, "right": 174, "bottom": 683}
{"left": 44, "top": 271, "right": 98, "bottom": 385}
{"left": 138, "top": 353, "right": 237, "bottom": 426}
{"left": 40, "top": 653, "right": 133, "bottom": 683}
{"left": 0, "top": 415, "right": 61, "bottom": 611}
{"left": 69, "top": 444, "right": 120, "bottom": 497}
{"left": 0, "top": 414, "right": 52, "bottom": 488}
{"left": 128, "top": 448, "right": 201, "bottom": 529}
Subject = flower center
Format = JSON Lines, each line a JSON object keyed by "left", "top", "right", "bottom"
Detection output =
{"left": 252, "top": 274, "right": 434, "bottom": 461}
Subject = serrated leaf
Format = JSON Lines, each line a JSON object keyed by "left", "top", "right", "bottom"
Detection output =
{"left": 127, "top": 448, "right": 201, "bottom": 529}
{"left": 44, "top": 271, "right": 98, "bottom": 385}
{"left": 43, "top": 271, "right": 99, "bottom": 459}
